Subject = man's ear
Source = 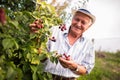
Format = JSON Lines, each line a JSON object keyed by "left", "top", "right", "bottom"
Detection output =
{"left": 87, "top": 20, "right": 93, "bottom": 29}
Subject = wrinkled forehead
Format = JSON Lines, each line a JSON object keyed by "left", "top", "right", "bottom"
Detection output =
{"left": 74, "top": 12, "right": 91, "bottom": 20}
{"left": 73, "top": 12, "right": 92, "bottom": 24}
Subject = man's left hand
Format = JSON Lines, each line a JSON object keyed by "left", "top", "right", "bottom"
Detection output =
{"left": 59, "top": 57, "right": 78, "bottom": 70}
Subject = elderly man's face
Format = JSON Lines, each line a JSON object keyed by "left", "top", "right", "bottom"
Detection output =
{"left": 70, "top": 12, "right": 92, "bottom": 36}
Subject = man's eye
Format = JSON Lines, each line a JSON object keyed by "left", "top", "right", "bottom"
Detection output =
{"left": 74, "top": 18, "right": 80, "bottom": 22}
{"left": 82, "top": 21, "right": 87, "bottom": 25}
{"left": 82, "top": 21, "right": 85, "bottom": 25}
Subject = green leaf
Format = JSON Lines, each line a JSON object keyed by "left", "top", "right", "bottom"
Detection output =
{"left": 15, "top": 68, "right": 23, "bottom": 80}
{"left": 39, "top": 53, "right": 47, "bottom": 61}
{"left": 50, "top": 55, "right": 58, "bottom": 64}
{"left": 54, "top": 57, "right": 58, "bottom": 64}
{"left": 6, "top": 66, "right": 16, "bottom": 80}
{"left": 13, "top": 39, "right": 19, "bottom": 49}
{"left": 30, "top": 33, "right": 36, "bottom": 39}
{"left": 2, "top": 38, "right": 15, "bottom": 49}
{"left": 31, "top": 56, "right": 40, "bottom": 65}
{"left": 30, "top": 65, "right": 37, "bottom": 72}
{"left": 30, "top": 65, "right": 39, "bottom": 80}
{"left": 33, "top": 71, "right": 38, "bottom": 80}
{"left": 44, "top": 19, "right": 49, "bottom": 26}
{"left": 50, "top": 56, "right": 54, "bottom": 63}
{"left": 37, "top": 64, "right": 44, "bottom": 73}
{"left": 6, "top": 62, "right": 17, "bottom": 80}
{"left": 0, "top": 33, "right": 11, "bottom": 38}
{"left": 8, "top": 20, "right": 20, "bottom": 30}
{"left": 26, "top": 53, "right": 32, "bottom": 62}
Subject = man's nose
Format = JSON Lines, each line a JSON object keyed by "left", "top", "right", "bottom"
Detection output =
{"left": 77, "top": 21, "right": 82, "bottom": 27}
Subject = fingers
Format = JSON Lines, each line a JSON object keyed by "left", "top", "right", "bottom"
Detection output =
{"left": 59, "top": 57, "right": 69, "bottom": 68}
{"left": 59, "top": 53, "right": 72, "bottom": 64}
{"left": 57, "top": 53, "right": 74, "bottom": 68}
{"left": 59, "top": 60, "right": 68, "bottom": 68}
{"left": 59, "top": 57, "right": 71, "bottom": 65}
{"left": 59, "top": 57, "right": 68, "bottom": 63}
{"left": 59, "top": 56, "right": 77, "bottom": 70}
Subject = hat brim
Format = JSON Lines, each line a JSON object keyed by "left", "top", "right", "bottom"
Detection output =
{"left": 76, "top": 10, "right": 96, "bottom": 24}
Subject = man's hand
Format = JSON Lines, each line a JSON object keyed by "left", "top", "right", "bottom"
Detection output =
{"left": 59, "top": 54, "right": 78, "bottom": 70}
{"left": 59, "top": 54, "right": 87, "bottom": 75}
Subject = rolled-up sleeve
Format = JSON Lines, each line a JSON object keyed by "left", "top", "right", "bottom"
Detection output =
{"left": 81, "top": 44, "right": 95, "bottom": 74}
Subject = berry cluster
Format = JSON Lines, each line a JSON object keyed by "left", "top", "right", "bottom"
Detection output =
{"left": 29, "top": 19, "right": 43, "bottom": 33}
{"left": 59, "top": 24, "right": 66, "bottom": 31}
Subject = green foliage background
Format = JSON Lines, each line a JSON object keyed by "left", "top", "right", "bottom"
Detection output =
{"left": 0, "top": 0, "right": 35, "bottom": 11}
{"left": 0, "top": 1, "right": 62, "bottom": 80}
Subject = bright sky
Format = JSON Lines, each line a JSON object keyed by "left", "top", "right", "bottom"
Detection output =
{"left": 84, "top": 0, "right": 120, "bottom": 39}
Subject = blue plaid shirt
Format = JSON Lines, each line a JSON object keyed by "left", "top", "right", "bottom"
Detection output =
{"left": 44, "top": 25, "right": 95, "bottom": 78}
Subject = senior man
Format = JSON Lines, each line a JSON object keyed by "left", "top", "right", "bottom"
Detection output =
{"left": 44, "top": 8, "right": 96, "bottom": 80}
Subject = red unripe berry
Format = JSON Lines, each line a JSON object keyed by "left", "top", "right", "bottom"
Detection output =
{"left": 37, "top": 24, "right": 42, "bottom": 29}
{"left": 52, "top": 37, "right": 55, "bottom": 39}
{"left": 63, "top": 25, "right": 66, "bottom": 30}
{"left": 59, "top": 26, "right": 61, "bottom": 29}
{"left": 0, "top": 8, "right": 6, "bottom": 24}
{"left": 63, "top": 53, "right": 68, "bottom": 58}
{"left": 34, "top": 20, "right": 39, "bottom": 24}
{"left": 61, "top": 28, "right": 64, "bottom": 31}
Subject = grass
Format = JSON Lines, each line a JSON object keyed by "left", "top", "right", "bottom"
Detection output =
{"left": 77, "top": 51, "right": 120, "bottom": 80}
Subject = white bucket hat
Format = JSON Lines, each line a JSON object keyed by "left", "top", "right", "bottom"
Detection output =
{"left": 76, "top": 8, "right": 96, "bottom": 24}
